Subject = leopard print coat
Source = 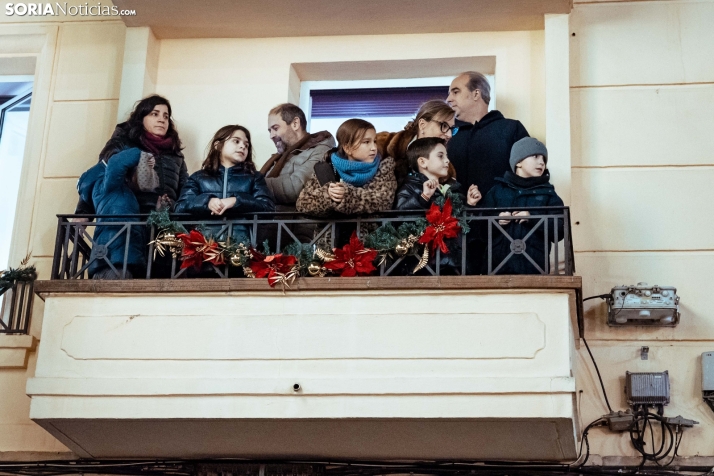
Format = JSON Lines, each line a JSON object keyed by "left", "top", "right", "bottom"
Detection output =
{"left": 296, "top": 157, "right": 397, "bottom": 217}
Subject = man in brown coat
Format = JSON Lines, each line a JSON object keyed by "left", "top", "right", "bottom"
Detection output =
{"left": 260, "top": 103, "right": 335, "bottom": 211}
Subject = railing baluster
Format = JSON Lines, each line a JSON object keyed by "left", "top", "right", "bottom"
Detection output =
{"left": 146, "top": 224, "right": 156, "bottom": 279}
{"left": 554, "top": 213, "right": 560, "bottom": 276}
{"left": 62, "top": 222, "right": 72, "bottom": 279}
{"left": 51, "top": 216, "right": 64, "bottom": 280}
{"left": 544, "top": 213, "right": 549, "bottom": 275}
{"left": 487, "top": 218, "right": 493, "bottom": 275}
{"left": 122, "top": 224, "right": 131, "bottom": 279}
{"left": 564, "top": 208, "right": 572, "bottom": 275}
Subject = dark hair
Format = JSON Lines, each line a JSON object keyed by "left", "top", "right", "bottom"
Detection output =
{"left": 407, "top": 137, "right": 446, "bottom": 172}
{"left": 126, "top": 95, "right": 182, "bottom": 154}
{"left": 461, "top": 71, "right": 491, "bottom": 105}
{"left": 201, "top": 125, "right": 256, "bottom": 175}
{"left": 326, "top": 118, "right": 376, "bottom": 161}
{"left": 100, "top": 95, "right": 182, "bottom": 161}
{"left": 269, "top": 103, "right": 307, "bottom": 131}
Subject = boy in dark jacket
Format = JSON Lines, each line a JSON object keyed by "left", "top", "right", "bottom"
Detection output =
{"left": 393, "top": 137, "right": 481, "bottom": 210}
{"left": 480, "top": 137, "right": 564, "bottom": 275}
{"left": 393, "top": 137, "right": 481, "bottom": 274}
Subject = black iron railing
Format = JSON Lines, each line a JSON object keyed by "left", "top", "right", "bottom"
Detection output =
{"left": 50, "top": 207, "right": 574, "bottom": 280}
{"left": 0, "top": 280, "right": 34, "bottom": 334}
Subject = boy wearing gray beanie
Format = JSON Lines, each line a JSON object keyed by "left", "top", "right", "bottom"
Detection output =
{"left": 478, "top": 137, "right": 564, "bottom": 274}
{"left": 509, "top": 137, "right": 548, "bottom": 175}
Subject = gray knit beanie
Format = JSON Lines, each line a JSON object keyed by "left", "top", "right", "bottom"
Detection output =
{"left": 509, "top": 137, "right": 548, "bottom": 172}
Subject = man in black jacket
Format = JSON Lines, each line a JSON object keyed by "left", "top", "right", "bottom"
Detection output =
{"left": 446, "top": 71, "right": 529, "bottom": 198}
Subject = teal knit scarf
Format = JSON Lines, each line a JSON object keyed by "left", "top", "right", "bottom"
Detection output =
{"left": 330, "top": 152, "right": 380, "bottom": 187}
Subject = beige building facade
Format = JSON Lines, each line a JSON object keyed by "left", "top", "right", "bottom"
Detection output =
{"left": 0, "top": 0, "right": 713, "bottom": 467}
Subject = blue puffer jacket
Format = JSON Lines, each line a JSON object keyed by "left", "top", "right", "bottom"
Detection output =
{"left": 479, "top": 170, "right": 565, "bottom": 275}
{"left": 76, "top": 160, "right": 106, "bottom": 215}
{"left": 88, "top": 148, "right": 147, "bottom": 276}
{"left": 175, "top": 163, "right": 275, "bottom": 243}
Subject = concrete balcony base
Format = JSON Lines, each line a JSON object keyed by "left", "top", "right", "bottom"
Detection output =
{"left": 0, "top": 335, "right": 37, "bottom": 369}
{"left": 30, "top": 277, "right": 582, "bottom": 461}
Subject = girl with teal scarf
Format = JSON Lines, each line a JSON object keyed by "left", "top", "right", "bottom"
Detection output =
{"left": 297, "top": 119, "right": 397, "bottom": 217}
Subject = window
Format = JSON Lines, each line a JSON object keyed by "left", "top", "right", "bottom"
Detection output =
{"left": 300, "top": 76, "right": 494, "bottom": 137}
{"left": 0, "top": 79, "right": 33, "bottom": 269}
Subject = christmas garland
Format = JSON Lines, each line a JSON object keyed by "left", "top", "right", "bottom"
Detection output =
{"left": 147, "top": 192, "right": 471, "bottom": 288}
{"left": 0, "top": 254, "right": 36, "bottom": 297}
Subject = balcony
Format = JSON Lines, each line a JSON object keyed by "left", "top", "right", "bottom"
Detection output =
{"left": 28, "top": 210, "right": 582, "bottom": 461}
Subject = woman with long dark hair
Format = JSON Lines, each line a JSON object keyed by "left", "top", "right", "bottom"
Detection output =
{"left": 98, "top": 94, "right": 187, "bottom": 211}
{"left": 76, "top": 95, "right": 188, "bottom": 279}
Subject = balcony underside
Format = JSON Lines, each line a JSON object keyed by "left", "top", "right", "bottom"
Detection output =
{"left": 30, "top": 276, "right": 581, "bottom": 461}
{"left": 33, "top": 416, "right": 576, "bottom": 460}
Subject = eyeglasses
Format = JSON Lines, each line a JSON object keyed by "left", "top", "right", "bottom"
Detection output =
{"left": 431, "top": 119, "right": 456, "bottom": 134}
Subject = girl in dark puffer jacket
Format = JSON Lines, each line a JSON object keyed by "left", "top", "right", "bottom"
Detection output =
{"left": 175, "top": 125, "right": 275, "bottom": 245}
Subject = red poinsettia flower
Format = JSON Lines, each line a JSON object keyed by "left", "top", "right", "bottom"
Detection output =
{"left": 248, "top": 251, "right": 298, "bottom": 287}
{"left": 323, "top": 231, "right": 378, "bottom": 277}
{"left": 418, "top": 198, "right": 461, "bottom": 254}
{"left": 176, "top": 230, "right": 224, "bottom": 269}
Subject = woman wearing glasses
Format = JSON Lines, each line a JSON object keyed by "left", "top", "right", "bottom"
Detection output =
{"left": 376, "top": 99, "right": 457, "bottom": 187}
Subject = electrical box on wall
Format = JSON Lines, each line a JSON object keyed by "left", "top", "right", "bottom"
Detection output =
{"left": 608, "top": 283, "right": 679, "bottom": 327}
{"left": 625, "top": 371, "right": 670, "bottom": 407}
{"left": 703, "top": 352, "right": 714, "bottom": 412}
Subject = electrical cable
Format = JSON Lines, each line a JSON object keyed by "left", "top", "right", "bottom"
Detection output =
{"left": 572, "top": 417, "right": 607, "bottom": 468}
{"left": 581, "top": 294, "right": 617, "bottom": 413}
{"left": 582, "top": 336, "right": 613, "bottom": 413}
{"left": 628, "top": 406, "right": 677, "bottom": 468}
{"left": 2, "top": 460, "right": 712, "bottom": 476}
{"left": 583, "top": 294, "right": 610, "bottom": 302}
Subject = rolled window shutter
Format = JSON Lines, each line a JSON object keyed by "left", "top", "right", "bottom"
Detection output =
{"left": 310, "top": 86, "right": 449, "bottom": 118}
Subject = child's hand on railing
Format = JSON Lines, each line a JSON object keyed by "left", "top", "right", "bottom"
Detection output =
{"left": 208, "top": 197, "right": 225, "bottom": 215}
{"left": 512, "top": 210, "right": 530, "bottom": 224}
{"left": 466, "top": 185, "right": 481, "bottom": 206}
{"left": 220, "top": 197, "right": 236, "bottom": 211}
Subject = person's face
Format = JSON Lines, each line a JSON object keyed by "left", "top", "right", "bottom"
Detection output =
{"left": 268, "top": 114, "right": 300, "bottom": 153}
{"left": 418, "top": 143, "right": 450, "bottom": 179}
{"left": 219, "top": 129, "right": 250, "bottom": 166}
{"left": 417, "top": 113, "right": 455, "bottom": 142}
{"left": 142, "top": 104, "right": 169, "bottom": 137}
{"left": 446, "top": 75, "right": 480, "bottom": 120}
{"left": 515, "top": 154, "right": 546, "bottom": 178}
{"left": 345, "top": 129, "right": 378, "bottom": 163}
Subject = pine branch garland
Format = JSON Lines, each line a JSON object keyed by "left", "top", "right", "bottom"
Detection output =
{"left": 282, "top": 242, "right": 314, "bottom": 275}
{"left": 147, "top": 209, "right": 187, "bottom": 235}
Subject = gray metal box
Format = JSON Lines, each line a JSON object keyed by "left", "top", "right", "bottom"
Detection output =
{"left": 608, "top": 283, "right": 679, "bottom": 327}
{"left": 704, "top": 352, "right": 714, "bottom": 412}
{"left": 703, "top": 352, "right": 714, "bottom": 391}
{"left": 625, "top": 371, "right": 670, "bottom": 406}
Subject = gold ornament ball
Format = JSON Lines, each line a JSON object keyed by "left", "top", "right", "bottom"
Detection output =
{"left": 229, "top": 253, "right": 243, "bottom": 267}
{"left": 308, "top": 262, "right": 322, "bottom": 276}
{"left": 395, "top": 241, "right": 409, "bottom": 256}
